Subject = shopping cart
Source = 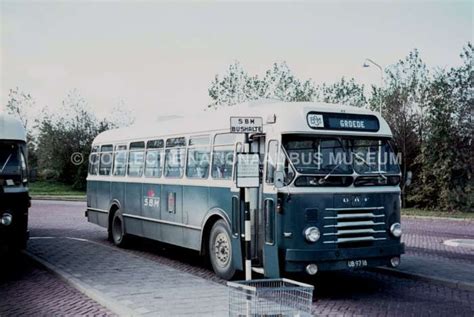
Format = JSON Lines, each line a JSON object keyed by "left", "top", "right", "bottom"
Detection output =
{"left": 227, "top": 278, "right": 314, "bottom": 316}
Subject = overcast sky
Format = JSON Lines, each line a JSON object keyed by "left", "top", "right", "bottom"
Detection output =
{"left": 1, "top": 1, "right": 472, "bottom": 124}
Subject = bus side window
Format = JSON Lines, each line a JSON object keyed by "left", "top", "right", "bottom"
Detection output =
{"left": 145, "top": 139, "right": 164, "bottom": 178}
{"left": 212, "top": 134, "right": 236, "bottom": 180}
{"left": 89, "top": 154, "right": 97, "bottom": 175}
{"left": 128, "top": 141, "right": 145, "bottom": 177}
{"left": 266, "top": 140, "right": 278, "bottom": 183}
{"left": 89, "top": 146, "right": 99, "bottom": 175}
{"left": 113, "top": 145, "right": 128, "bottom": 176}
{"left": 186, "top": 136, "right": 210, "bottom": 179}
{"left": 99, "top": 145, "right": 113, "bottom": 176}
{"left": 164, "top": 137, "right": 186, "bottom": 178}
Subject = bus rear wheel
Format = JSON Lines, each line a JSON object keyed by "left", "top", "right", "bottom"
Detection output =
{"left": 111, "top": 210, "right": 129, "bottom": 248}
{"left": 209, "top": 220, "right": 236, "bottom": 280}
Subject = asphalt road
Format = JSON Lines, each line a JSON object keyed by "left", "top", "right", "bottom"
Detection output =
{"left": 1, "top": 200, "right": 473, "bottom": 316}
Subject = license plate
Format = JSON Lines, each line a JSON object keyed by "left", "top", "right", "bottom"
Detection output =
{"left": 347, "top": 259, "right": 368, "bottom": 268}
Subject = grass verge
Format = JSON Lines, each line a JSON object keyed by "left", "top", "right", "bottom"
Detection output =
{"left": 29, "top": 181, "right": 86, "bottom": 197}
{"left": 402, "top": 208, "right": 474, "bottom": 219}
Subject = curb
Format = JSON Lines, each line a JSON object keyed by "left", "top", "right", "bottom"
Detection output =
{"left": 443, "top": 239, "right": 474, "bottom": 249}
{"left": 373, "top": 266, "right": 474, "bottom": 292}
{"left": 402, "top": 215, "right": 474, "bottom": 222}
{"left": 23, "top": 250, "right": 137, "bottom": 316}
{"left": 31, "top": 196, "right": 87, "bottom": 202}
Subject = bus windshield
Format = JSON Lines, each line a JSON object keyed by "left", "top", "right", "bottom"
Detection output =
{"left": 0, "top": 143, "right": 21, "bottom": 175}
{"left": 349, "top": 139, "right": 400, "bottom": 174}
{"left": 282, "top": 135, "right": 400, "bottom": 176}
{"left": 283, "top": 136, "right": 351, "bottom": 175}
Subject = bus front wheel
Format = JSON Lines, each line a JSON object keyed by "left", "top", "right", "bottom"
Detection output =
{"left": 111, "top": 210, "right": 129, "bottom": 248}
{"left": 209, "top": 220, "right": 236, "bottom": 280}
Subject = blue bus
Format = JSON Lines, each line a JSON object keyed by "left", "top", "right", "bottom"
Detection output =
{"left": 86, "top": 101, "right": 404, "bottom": 279}
{"left": 0, "top": 114, "right": 29, "bottom": 251}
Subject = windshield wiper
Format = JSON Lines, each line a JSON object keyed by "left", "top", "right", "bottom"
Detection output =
{"left": 318, "top": 137, "right": 347, "bottom": 185}
{"left": 352, "top": 151, "right": 387, "bottom": 180}
{"left": 0, "top": 154, "right": 12, "bottom": 174}
{"left": 318, "top": 163, "right": 344, "bottom": 184}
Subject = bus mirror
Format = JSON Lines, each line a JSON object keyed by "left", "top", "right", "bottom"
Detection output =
{"left": 405, "top": 171, "right": 412, "bottom": 187}
{"left": 274, "top": 171, "right": 284, "bottom": 189}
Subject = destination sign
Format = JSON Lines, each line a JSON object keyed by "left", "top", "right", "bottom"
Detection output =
{"left": 230, "top": 117, "right": 263, "bottom": 134}
{"left": 307, "top": 112, "right": 379, "bottom": 132}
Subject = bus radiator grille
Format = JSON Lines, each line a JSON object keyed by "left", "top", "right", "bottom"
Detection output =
{"left": 322, "top": 206, "right": 387, "bottom": 247}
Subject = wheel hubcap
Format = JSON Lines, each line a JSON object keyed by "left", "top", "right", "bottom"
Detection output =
{"left": 214, "top": 232, "right": 230, "bottom": 267}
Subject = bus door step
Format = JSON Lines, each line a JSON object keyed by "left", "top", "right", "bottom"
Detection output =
{"left": 252, "top": 267, "right": 264, "bottom": 275}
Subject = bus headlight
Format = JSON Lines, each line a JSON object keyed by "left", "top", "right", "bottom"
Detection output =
{"left": 304, "top": 227, "right": 320, "bottom": 242}
{"left": 1, "top": 213, "right": 13, "bottom": 226}
{"left": 390, "top": 223, "right": 402, "bottom": 238}
{"left": 306, "top": 263, "right": 318, "bottom": 275}
{"left": 390, "top": 257, "right": 401, "bottom": 268}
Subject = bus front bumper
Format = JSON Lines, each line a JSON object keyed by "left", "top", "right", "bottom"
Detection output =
{"left": 0, "top": 206, "right": 29, "bottom": 249}
{"left": 0, "top": 190, "right": 30, "bottom": 249}
{"left": 284, "top": 243, "right": 405, "bottom": 272}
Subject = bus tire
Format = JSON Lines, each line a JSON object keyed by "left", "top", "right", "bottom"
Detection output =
{"left": 209, "top": 220, "right": 236, "bottom": 280}
{"left": 111, "top": 210, "right": 129, "bottom": 248}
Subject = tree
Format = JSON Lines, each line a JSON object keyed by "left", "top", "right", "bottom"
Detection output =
{"left": 109, "top": 100, "right": 135, "bottom": 128}
{"left": 373, "top": 50, "right": 428, "bottom": 206}
{"left": 5, "top": 87, "right": 35, "bottom": 130}
{"left": 259, "top": 62, "right": 316, "bottom": 102}
{"left": 315, "top": 77, "right": 367, "bottom": 107}
{"left": 36, "top": 91, "right": 111, "bottom": 189}
{"left": 208, "top": 61, "right": 255, "bottom": 108}
{"left": 208, "top": 62, "right": 374, "bottom": 108}
{"left": 411, "top": 43, "right": 473, "bottom": 211}
{"left": 412, "top": 73, "right": 457, "bottom": 210}
{"left": 208, "top": 62, "right": 316, "bottom": 108}
{"left": 446, "top": 43, "right": 473, "bottom": 211}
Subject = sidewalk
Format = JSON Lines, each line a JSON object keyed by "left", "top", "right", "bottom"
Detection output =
{"left": 27, "top": 237, "right": 228, "bottom": 316}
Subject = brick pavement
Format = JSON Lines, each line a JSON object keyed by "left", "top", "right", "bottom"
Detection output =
{"left": 395, "top": 216, "right": 474, "bottom": 288}
{"left": 310, "top": 270, "right": 474, "bottom": 316}
{"left": 402, "top": 216, "right": 474, "bottom": 264}
{"left": 27, "top": 237, "right": 229, "bottom": 316}
{"left": 0, "top": 252, "right": 113, "bottom": 316}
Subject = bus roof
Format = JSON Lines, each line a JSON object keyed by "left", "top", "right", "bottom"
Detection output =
{"left": 0, "top": 113, "right": 26, "bottom": 142}
{"left": 93, "top": 101, "right": 393, "bottom": 145}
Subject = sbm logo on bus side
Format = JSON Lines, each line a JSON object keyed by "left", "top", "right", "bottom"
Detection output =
{"left": 144, "top": 189, "right": 160, "bottom": 208}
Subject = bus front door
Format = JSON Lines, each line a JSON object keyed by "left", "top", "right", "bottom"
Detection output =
{"left": 261, "top": 138, "right": 281, "bottom": 278}
{"left": 251, "top": 135, "right": 280, "bottom": 277}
